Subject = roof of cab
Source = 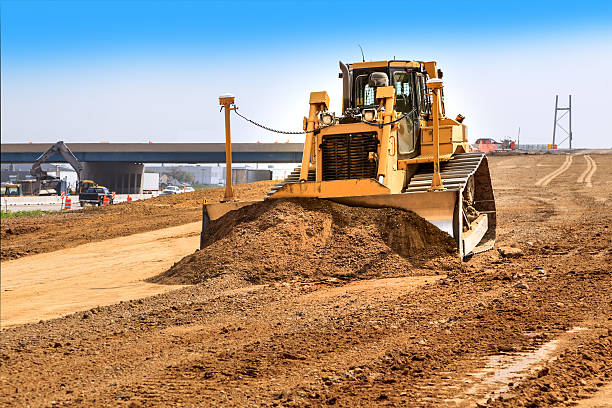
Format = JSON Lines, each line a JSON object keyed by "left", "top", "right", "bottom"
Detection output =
{"left": 349, "top": 60, "right": 425, "bottom": 69}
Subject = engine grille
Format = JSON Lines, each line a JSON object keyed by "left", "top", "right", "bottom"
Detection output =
{"left": 321, "top": 132, "right": 378, "bottom": 181}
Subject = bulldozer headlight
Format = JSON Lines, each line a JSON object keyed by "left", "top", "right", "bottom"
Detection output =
{"left": 320, "top": 112, "right": 334, "bottom": 126}
{"left": 362, "top": 109, "right": 377, "bottom": 122}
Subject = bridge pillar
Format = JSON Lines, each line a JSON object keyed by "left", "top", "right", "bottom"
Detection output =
{"left": 83, "top": 162, "right": 144, "bottom": 194}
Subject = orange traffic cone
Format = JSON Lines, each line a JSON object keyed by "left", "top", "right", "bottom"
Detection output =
{"left": 127, "top": 194, "right": 132, "bottom": 202}
{"left": 64, "top": 197, "right": 72, "bottom": 210}
{"left": 103, "top": 196, "right": 110, "bottom": 206}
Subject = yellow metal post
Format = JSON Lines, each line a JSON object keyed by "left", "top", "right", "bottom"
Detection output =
{"left": 427, "top": 79, "right": 445, "bottom": 191}
{"left": 375, "top": 86, "right": 396, "bottom": 181}
{"left": 219, "top": 94, "right": 236, "bottom": 201}
{"left": 300, "top": 91, "right": 329, "bottom": 182}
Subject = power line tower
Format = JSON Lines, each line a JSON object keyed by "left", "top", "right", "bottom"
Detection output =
{"left": 552, "top": 95, "right": 572, "bottom": 149}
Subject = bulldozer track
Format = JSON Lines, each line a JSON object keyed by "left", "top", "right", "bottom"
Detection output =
{"left": 535, "top": 154, "right": 573, "bottom": 187}
{"left": 265, "top": 167, "right": 315, "bottom": 198}
{"left": 403, "top": 152, "right": 489, "bottom": 193}
{"left": 577, "top": 155, "right": 597, "bottom": 187}
{"left": 405, "top": 152, "right": 496, "bottom": 253}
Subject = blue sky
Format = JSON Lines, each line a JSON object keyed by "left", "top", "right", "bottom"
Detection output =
{"left": 2, "top": 0, "right": 612, "bottom": 147}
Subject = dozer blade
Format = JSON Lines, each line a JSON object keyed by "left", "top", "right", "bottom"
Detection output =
{"left": 328, "top": 189, "right": 490, "bottom": 259}
{"left": 331, "top": 191, "right": 457, "bottom": 238}
{"left": 200, "top": 200, "right": 263, "bottom": 249}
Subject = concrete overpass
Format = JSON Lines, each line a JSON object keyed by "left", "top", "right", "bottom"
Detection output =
{"left": 0, "top": 143, "right": 304, "bottom": 163}
{"left": 1, "top": 143, "right": 304, "bottom": 194}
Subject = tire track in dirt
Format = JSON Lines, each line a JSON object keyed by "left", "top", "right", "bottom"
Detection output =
{"left": 577, "top": 155, "right": 597, "bottom": 187}
{"left": 535, "top": 154, "right": 573, "bottom": 187}
{"left": 577, "top": 155, "right": 592, "bottom": 183}
{"left": 584, "top": 155, "right": 597, "bottom": 187}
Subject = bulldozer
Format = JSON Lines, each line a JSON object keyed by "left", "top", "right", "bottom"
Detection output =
{"left": 203, "top": 59, "right": 496, "bottom": 259}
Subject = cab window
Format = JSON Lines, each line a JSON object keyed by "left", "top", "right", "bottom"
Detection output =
{"left": 354, "top": 74, "right": 376, "bottom": 107}
{"left": 392, "top": 71, "right": 413, "bottom": 113}
{"left": 415, "top": 74, "right": 431, "bottom": 116}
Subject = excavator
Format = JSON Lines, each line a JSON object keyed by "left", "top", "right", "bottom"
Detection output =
{"left": 30, "top": 141, "right": 97, "bottom": 195}
{"left": 203, "top": 59, "right": 496, "bottom": 259}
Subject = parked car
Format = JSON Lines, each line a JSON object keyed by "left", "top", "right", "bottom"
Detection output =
{"left": 161, "top": 186, "right": 181, "bottom": 195}
{"left": 184, "top": 186, "right": 195, "bottom": 193}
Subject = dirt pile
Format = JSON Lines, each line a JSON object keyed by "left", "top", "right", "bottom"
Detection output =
{"left": 149, "top": 198, "right": 458, "bottom": 285}
{"left": 0, "top": 180, "right": 275, "bottom": 260}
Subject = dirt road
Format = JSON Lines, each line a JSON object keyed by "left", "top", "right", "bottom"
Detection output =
{"left": 0, "top": 153, "right": 610, "bottom": 407}
{"left": 1, "top": 222, "right": 199, "bottom": 326}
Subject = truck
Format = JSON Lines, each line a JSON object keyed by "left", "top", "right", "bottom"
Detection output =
{"left": 79, "top": 186, "right": 114, "bottom": 206}
{"left": 142, "top": 172, "right": 160, "bottom": 193}
{"left": 473, "top": 138, "right": 516, "bottom": 153}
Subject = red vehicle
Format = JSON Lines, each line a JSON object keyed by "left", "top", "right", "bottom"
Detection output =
{"left": 473, "top": 138, "right": 516, "bottom": 152}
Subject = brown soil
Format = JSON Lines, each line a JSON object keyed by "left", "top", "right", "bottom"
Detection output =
{"left": 0, "top": 153, "right": 611, "bottom": 407}
{"left": 490, "top": 328, "right": 612, "bottom": 407}
{"left": 150, "top": 198, "right": 457, "bottom": 285}
{"left": 0, "top": 181, "right": 274, "bottom": 261}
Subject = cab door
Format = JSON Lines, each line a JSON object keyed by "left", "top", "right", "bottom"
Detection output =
{"left": 392, "top": 71, "right": 419, "bottom": 158}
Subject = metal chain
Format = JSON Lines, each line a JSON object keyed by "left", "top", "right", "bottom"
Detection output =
{"left": 230, "top": 105, "right": 415, "bottom": 134}
{"left": 231, "top": 107, "right": 322, "bottom": 134}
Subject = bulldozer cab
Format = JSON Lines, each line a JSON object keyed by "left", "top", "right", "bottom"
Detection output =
{"left": 344, "top": 62, "right": 432, "bottom": 158}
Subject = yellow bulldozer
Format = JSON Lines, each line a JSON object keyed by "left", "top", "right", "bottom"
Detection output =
{"left": 204, "top": 59, "right": 496, "bottom": 259}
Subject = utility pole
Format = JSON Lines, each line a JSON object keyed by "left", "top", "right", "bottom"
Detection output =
{"left": 552, "top": 95, "right": 573, "bottom": 149}
{"left": 552, "top": 95, "right": 558, "bottom": 147}
{"left": 569, "top": 95, "right": 572, "bottom": 149}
